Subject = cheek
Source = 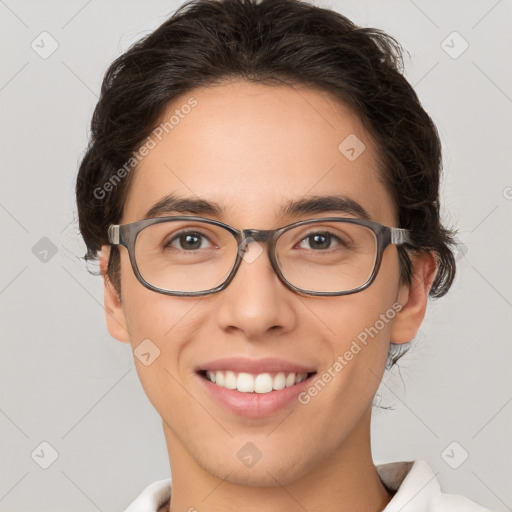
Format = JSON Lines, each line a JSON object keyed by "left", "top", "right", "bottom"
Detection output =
{"left": 313, "top": 249, "right": 401, "bottom": 358}
{"left": 316, "top": 291, "right": 396, "bottom": 389}
{"left": 120, "top": 289, "right": 208, "bottom": 418}
{"left": 118, "top": 249, "right": 192, "bottom": 340}
{"left": 302, "top": 251, "right": 402, "bottom": 406}
{"left": 295, "top": 294, "right": 399, "bottom": 448}
{"left": 117, "top": 251, "right": 204, "bottom": 399}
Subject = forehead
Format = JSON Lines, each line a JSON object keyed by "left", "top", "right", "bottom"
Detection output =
{"left": 123, "top": 80, "right": 396, "bottom": 227}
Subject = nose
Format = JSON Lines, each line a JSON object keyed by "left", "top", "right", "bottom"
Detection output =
{"left": 215, "top": 240, "right": 297, "bottom": 340}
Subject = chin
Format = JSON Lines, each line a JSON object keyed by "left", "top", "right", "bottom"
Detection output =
{"left": 196, "top": 452, "right": 311, "bottom": 487}
{"left": 220, "top": 466, "right": 304, "bottom": 488}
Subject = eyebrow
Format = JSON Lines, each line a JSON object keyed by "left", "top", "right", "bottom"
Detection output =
{"left": 280, "top": 195, "right": 370, "bottom": 220}
{"left": 144, "top": 193, "right": 370, "bottom": 221}
{"left": 145, "top": 194, "right": 223, "bottom": 219}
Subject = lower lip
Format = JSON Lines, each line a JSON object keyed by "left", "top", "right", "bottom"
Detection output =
{"left": 197, "top": 373, "right": 316, "bottom": 418}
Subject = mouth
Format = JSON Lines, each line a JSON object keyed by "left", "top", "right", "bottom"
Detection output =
{"left": 195, "top": 357, "right": 317, "bottom": 418}
{"left": 198, "top": 369, "right": 316, "bottom": 393}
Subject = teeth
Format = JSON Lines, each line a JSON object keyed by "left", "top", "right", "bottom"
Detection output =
{"left": 296, "top": 373, "right": 307, "bottom": 384}
{"left": 224, "top": 370, "right": 237, "bottom": 389}
{"left": 204, "top": 370, "right": 309, "bottom": 393}
{"left": 285, "top": 373, "right": 296, "bottom": 387}
{"left": 254, "top": 373, "right": 273, "bottom": 393}
{"left": 273, "top": 372, "right": 286, "bottom": 390}
{"left": 237, "top": 372, "right": 254, "bottom": 392}
{"left": 215, "top": 370, "right": 225, "bottom": 387}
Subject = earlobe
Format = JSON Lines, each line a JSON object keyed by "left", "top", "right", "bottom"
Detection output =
{"left": 390, "top": 252, "right": 437, "bottom": 345}
{"left": 99, "top": 246, "right": 130, "bottom": 343}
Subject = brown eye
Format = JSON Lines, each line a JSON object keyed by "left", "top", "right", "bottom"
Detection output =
{"left": 166, "top": 231, "right": 211, "bottom": 251}
{"left": 296, "top": 231, "right": 348, "bottom": 251}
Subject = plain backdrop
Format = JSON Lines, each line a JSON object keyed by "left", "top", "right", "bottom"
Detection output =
{"left": 1, "top": 0, "right": 511, "bottom": 511}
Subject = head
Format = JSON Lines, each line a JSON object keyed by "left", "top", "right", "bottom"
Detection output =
{"left": 76, "top": 0, "right": 455, "bottom": 487}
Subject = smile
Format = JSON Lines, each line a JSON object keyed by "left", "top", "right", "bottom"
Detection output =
{"left": 195, "top": 357, "right": 318, "bottom": 418}
{"left": 200, "top": 370, "right": 313, "bottom": 393}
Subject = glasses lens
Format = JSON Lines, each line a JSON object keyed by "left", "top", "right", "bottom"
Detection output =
{"left": 275, "top": 220, "right": 377, "bottom": 293}
{"left": 134, "top": 220, "right": 238, "bottom": 293}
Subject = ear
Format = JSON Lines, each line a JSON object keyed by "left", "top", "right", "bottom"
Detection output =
{"left": 390, "top": 252, "right": 437, "bottom": 344}
{"left": 99, "top": 246, "right": 130, "bottom": 343}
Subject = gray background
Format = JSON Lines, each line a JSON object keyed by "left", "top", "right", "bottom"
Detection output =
{"left": 1, "top": 0, "right": 511, "bottom": 510}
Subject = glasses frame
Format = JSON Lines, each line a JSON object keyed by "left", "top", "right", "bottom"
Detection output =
{"left": 108, "top": 216, "right": 412, "bottom": 297}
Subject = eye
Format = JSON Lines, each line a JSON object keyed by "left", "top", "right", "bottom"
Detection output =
{"left": 166, "top": 231, "right": 213, "bottom": 251}
{"left": 297, "top": 231, "right": 345, "bottom": 251}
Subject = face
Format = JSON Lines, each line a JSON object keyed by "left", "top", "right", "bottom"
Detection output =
{"left": 103, "top": 80, "right": 428, "bottom": 487}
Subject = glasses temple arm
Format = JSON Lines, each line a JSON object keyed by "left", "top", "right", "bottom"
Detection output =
{"left": 390, "top": 227, "right": 411, "bottom": 246}
{"left": 108, "top": 225, "right": 120, "bottom": 245}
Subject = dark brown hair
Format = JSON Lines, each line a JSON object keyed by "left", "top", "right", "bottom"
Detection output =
{"left": 76, "top": 0, "right": 456, "bottom": 314}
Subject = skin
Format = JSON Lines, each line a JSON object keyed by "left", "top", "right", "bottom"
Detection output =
{"left": 99, "top": 80, "right": 436, "bottom": 512}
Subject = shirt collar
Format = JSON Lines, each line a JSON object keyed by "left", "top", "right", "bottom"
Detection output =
{"left": 123, "top": 460, "right": 490, "bottom": 512}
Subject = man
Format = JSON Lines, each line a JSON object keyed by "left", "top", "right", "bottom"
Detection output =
{"left": 76, "top": 0, "right": 492, "bottom": 510}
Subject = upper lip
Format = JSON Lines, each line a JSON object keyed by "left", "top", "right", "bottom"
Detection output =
{"left": 196, "top": 357, "right": 316, "bottom": 375}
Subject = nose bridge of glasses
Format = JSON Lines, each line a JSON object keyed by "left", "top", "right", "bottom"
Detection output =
{"left": 239, "top": 228, "right": 274, "bottom": 246}
{"left": 235, "top": 229, "right": 276, "bottom": 262}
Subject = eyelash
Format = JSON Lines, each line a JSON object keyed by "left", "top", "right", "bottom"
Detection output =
{"left": 165, "top": 229, "right": 348, "bottom": 252}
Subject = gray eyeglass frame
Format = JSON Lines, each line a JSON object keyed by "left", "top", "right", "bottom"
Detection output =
{"left": 108, "top": 216, "right": 412, "bottom": 297}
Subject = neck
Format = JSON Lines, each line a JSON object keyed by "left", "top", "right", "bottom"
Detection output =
{"left": 163, "top": 408, "right": 392, "bottom": 512}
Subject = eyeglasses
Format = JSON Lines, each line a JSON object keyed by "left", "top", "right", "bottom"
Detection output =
{"left": 107, "top": 216, "right": 412, "bottom": 297}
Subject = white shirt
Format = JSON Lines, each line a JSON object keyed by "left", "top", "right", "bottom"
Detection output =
{"left": 123, "top": 460, "right": 493, "bottom": 512}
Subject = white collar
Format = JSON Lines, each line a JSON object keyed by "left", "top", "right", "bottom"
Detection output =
{"left": 123, "top": 460, "right": 492, "bottom": 512}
